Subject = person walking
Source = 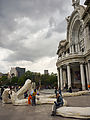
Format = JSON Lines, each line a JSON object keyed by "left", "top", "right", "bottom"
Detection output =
{"left": 32, "top": 89, "right": 37, "bottom": 106}
{"left": 58, "top": 87, "right": 62, "bottom": 96}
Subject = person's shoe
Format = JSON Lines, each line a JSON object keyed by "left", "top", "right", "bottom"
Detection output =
{"left": 51, "top": 113, "right": 55, "bottom": 116}
{"left": 51, "top": 113, "right": 54, "bottom": 116}
{"left": 51, "top": 111, "right": 55, "bottom": 116}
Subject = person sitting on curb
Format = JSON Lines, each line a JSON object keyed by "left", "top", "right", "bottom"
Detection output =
{"left": 67, "top": 87, "right": 72, "bottom": 93}
{"left": 68, "top": 87, "right": 72, "bottom": 93}
{"left": 51, "top": 93, "right": 64, "bottom": 116}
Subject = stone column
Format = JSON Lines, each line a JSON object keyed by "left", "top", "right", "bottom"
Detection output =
{"left": 63, "top": 70, "right": 67, "bottom": 88}
{"left": 70, "top": 46, "right": 72, "bottom": 53}
{"left": 67, "top": 64, "right": 71, "bottom": 89}
{"left": 88, "top": 61, "right": 90, "bottom": 86}
{"left": 75, "top": 44, "right": 78, "bottom": 52}
{"left": 60, "top": 67, "right": 63, "bottom": 90}
{"left": 66, "top": 52, "right": 68, "bottom": 57}
{"left": 80, "top": 63, "right": 86, "bottom": 90}
{"left": 78, "top": 43, "right": 80, "bottom": 52}
{"left": 72, "top": 45, "right": 74, "bottom": 53}
{"left": 57, "top": 68, "right": 60, "bottom": 89}
{"left": 62, "top": 52, "right": 65, "bottom": 57}
{"left": 85, "top": 63, "right": 89, "bottom": 87}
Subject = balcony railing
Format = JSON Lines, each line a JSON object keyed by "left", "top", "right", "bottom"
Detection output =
{"left": 57, "top": 51, "right": 84, "bottom": 61}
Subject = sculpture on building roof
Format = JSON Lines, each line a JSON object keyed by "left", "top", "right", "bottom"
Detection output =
{"left": 66, "top": 16, "right": 71, "bottom": 24}
{"left": 72, "top": 0, "right": 80, "bottom": 9}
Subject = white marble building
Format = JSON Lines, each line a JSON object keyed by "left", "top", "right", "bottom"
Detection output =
{"left": 56, "top": 0, "right": 90, "bottom": 91}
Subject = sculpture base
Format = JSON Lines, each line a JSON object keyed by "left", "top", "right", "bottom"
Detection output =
{"left": 56, "top": 106, "right": 90, "bottom": 119}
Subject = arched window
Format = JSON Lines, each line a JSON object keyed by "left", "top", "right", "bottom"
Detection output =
{"left": 78, "top": 25, "right": 85, "bottom": 52}
{"left": 71, "top": 20, "right": 84, "bottom": 52}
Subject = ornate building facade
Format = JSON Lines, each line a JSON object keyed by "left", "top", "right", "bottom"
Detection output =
{"left": 56, "top": 0, "right": 90, "bottom": 91}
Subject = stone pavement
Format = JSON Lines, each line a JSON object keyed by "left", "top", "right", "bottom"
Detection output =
{"left": 64, "top": 94, "right": 90, "bottom": 107}
{"left": 0, "top": 94, "right": 90, "bottom": 120}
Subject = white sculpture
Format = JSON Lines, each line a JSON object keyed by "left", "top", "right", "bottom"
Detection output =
{"left": 11, "top": 79, "right": 32, "bottom": 105}
{"left": 36, "top": 94, "right": 67, "bottom": 106}
{"left": 2, "top": 88, "right": 12, "bottom": 104}
{"left": 11, "top": 78, "right": 67, "bottom": 105}
{"left": 2, "top": 79, "right": 32, "bottom": 105}
{"left": 57, "top": 107, "right": 90, "bottom": 119}
{"left": 62, "top": 90, "right": 90, "bottom": 97}
{"left": 2, "top": 79, "right": 60, "bottom": 105}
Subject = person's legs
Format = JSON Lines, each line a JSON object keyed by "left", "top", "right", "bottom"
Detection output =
{"left": 51, "top": 103, "right": 56, "bottom": 116}
{"left": 34, "top": 96, "right": 36, "bottom": 105}
{"left": 32, "top": 96, "right": 34, "bottom": 106}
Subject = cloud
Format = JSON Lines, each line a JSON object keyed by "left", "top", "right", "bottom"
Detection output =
{"left": 2, "top": 16, "right": 66, "bottom": 62}
{"left": 0, "top": 0, "right": 85, "bottom": 73}
{"left": 0, "top": 47, "right": 13, "bottom": 60}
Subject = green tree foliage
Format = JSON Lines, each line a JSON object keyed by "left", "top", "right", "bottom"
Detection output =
{"left": 41, "top": 73, "right": 57, "bottom": 88}
{"left": 18, "top": 74, "right": 26, "bottom": 86}
{"left": 0, "top": 71, "right": 57, "bottom": 88}
{"left": 0, "top": 76, "right": 10, "bottom": 86}
{"left": 10, "top": 77, "right": 18, "bottom": 86}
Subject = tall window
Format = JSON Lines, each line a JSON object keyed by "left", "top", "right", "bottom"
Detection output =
{"left": 78, "top": 25, "right": 85, "bottom": 52}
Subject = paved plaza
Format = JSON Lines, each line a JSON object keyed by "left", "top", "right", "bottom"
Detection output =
{"left": 0, "top": 94, "right": 90, "bottom": 120}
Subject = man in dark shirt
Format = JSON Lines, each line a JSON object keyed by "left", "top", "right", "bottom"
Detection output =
{"left": 51, "top": 93, "right": 63, "bottom": 116}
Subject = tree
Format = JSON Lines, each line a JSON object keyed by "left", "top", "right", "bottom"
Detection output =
{"left": 18, "top": 74, "right": 26, "bottom": 86}
{"left": 41, "top": 73, "right": 57, "bottom": 88}
{"left": 0, "top": 76, "right": 10, "bottom": 86}
{"left": 10, "top": 77, "right": 18, "bottom": 86}
{"left": 0, "top": 71, "right": 57, "bottom": 88}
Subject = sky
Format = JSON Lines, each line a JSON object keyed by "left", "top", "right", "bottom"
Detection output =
{"left": 0, "top": 0, "right": 85, "bottom": 74}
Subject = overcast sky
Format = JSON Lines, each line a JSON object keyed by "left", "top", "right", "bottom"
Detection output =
{"left": 0, "top": 0, "right": 85, "bottom": 74}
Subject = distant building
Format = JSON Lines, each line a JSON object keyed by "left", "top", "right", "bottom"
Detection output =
{"left": 44, "top": 70, "right": 49, "bottom": 75}
{"left": 10, "top": 67, "right": 25, "bottom": 78}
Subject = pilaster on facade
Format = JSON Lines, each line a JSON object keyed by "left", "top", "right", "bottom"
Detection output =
{"left": 69, "top": 46, "right": 72, "bottom": 54}
{"left": 78, "top": 43, "right": 80, "bottom": 52}
{"left": 75, "top": 44, "right": 78, "bottom": 52}
{"left": 72, "top": 45, "right": 74, "bottom": 53}
{"left": 80, "top": 63, "right": 86, "bottom": 90}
